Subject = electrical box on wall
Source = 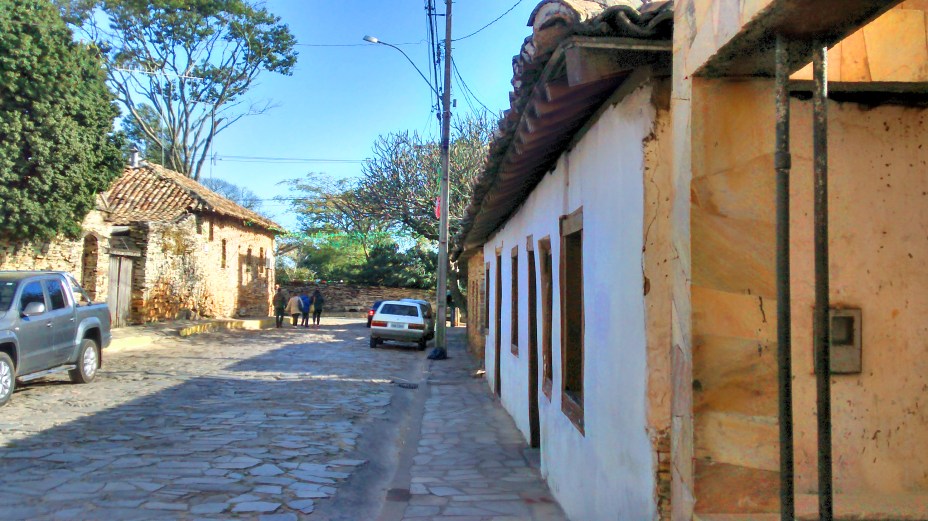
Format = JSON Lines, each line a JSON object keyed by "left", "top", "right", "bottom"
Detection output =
{"left": 829, "top": 308, "right": 862, "bottom": 374}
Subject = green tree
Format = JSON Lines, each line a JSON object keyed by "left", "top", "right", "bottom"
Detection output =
{"left": 0, "top": 0, "right": 124, "bottom": 241}
{"left": 65, "top": 0, "right": 298, "bottom": 180}
{"left": 201, "top": 177, "right": 262, "bottom": 213}
{"left": 279, "top": 174, "right": 389, "bottom": 261}
{"left": 356, "top": 114, "right": 494, "bottom": 310}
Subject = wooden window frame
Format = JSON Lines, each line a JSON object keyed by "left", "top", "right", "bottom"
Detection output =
{"left": 495, "top": 249, "right": 503, "bottom": 397}
{"left": 559, "top": 207, "right": 585, "bottom": 434}
{"left": 538, "top": 237, "right": 554, "bottom": 400}
{"left": 221, "top": 239, "right": 227, "bottom": 269}
{"left": 484, "top": 263, "right": 491, "bottom": 333}
{"left": 510, "top": 245, "right": 519, "bottom": 355}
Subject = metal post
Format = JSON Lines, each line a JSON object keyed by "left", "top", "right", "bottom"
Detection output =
{"left": 812, "top": 42, "right": 834, "bottom": 521}
{"left": 774, "top": 34, "right": 795, "bottom": 521}
{"left": 431, "top": 0, "right": 453, "bottom": 359}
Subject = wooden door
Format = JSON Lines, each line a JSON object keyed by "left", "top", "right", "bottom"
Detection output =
{"left": 527, "top": 249, "right": 540, "bottom": 448}
{"left": 108, "top": 256, "right": 133, "bottom": 328}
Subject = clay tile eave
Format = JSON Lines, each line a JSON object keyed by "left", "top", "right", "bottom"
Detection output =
{"left": 451, "top": 0, "right": 673, "bottom": 261}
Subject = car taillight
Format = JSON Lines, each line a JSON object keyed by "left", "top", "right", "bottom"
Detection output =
{"left": 368, "top": 309, "right": 375, "bottom": 316}
{"left": 409, "top": 324, "right": 425, "bottom": 330}
{"left": 371, "top": 320, "right": 387, "bottom": 327}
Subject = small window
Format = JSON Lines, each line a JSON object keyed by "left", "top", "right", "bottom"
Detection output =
{"left": 560, "top": 208, "right": 584, "bottom": 432}
{"left": 247, "top": 247, "right": 253, "bottom": 264}
{"left": 19, "top": 281, "right": 45, "bottom": 312}
{"left": 511, "top": 246, "right": 519, "bottom": 355}
{"left": 45, "top": 279, "right": 68, "bottom": 310}
{"left": 538, "top": 237, "right": 553, "bottom": 398}
{"left": 221, "top": 239, "right": 227, "bottom": 269}
{"left": 0, "top": 282, "right": 19, "bottom": 312}
{"left": 259, "top": 247, "right": 265, "bottom": 273}
{"left": 209, "top": 220, "right": 215, "bottom": 242}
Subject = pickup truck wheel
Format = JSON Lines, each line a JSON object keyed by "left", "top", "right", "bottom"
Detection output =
{"left": 69, "top": 339, "right": 99, "bottom": 384}
{"left": 0, "top": 352, "right": 14, "bottom": 407}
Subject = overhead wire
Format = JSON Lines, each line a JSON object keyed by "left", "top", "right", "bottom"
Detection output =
{"left": 451, "top": 59, "right": 493, "bottom": 114}
{"left": 452, "top": 0, "right": 527, "bottom": 42}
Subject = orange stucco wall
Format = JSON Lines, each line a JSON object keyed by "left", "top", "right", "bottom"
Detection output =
{"left": 674, "top": 1, "right": 928, "bottom": 519}
{"left": 690, "top": 78, "right": 928, "bottom": 517}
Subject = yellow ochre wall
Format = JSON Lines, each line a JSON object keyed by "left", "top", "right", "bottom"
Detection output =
{"left": 691, "top": 80, "right": 928, "bottom": 516}
{"left": 675, "top": 1, "right": 928, "bottom": 518}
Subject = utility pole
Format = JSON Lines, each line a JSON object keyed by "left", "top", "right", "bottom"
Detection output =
{"left": 431, "top": 0, "right": 453, "bottom": 360}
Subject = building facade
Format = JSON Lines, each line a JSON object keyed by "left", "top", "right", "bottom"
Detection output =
{"left": 456, "top": 0, "right": 928, "bottom": 519}
{"left": 0, "top": 163, "right": 279, "bottom": 326}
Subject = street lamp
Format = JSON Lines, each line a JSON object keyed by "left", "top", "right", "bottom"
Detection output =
{"left": 363, "top": 13, "right": 453, "bottom": 359}
{"left": 362, "top": 35, "right": 440, "bottom": 100}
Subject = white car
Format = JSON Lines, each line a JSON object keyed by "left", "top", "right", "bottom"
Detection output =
{"left": 369, "top": 300, "right": 429, "bottom": 350}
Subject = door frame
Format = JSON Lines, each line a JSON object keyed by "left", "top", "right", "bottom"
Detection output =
{"left": 526, "top": 236, "right": 540, "bottom": 448}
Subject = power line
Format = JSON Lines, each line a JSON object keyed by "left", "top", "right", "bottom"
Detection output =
{"left": 214, "top": 155, "right": 366, "bottom": 164}
{"left": 452, "top": 0, "right": 526, "bottom": 42}
{"left": 451, "top": 59, "right": 493, "bottom": 114}
{"left": 295, "top": 40, "right": 425, "bottom": 48}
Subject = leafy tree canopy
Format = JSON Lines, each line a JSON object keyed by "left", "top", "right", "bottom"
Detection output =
{"left": 357, "top": 114, "right": 494, "bottom": 242}
{"left": 201, "top": 177, "right": 262, "bottom": 213}
{"left": 0, "top": 0, "right": 124, "bottom": 241}
{"left": 61, "top": 0, "right": 298, "bottom": 180}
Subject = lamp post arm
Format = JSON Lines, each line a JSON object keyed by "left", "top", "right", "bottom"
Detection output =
{"left": 375, "top": 41, "right": 440, "bottom": 99}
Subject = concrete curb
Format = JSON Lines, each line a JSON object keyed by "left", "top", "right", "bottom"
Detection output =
{"left": 177, "top": 317, "right": 276, "bottom": 337}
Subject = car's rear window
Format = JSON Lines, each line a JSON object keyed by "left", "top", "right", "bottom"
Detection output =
{"left": 379, "top": 304, "right": 420, "bottom": 317}
{"left": 0, "top": 281, "right": 17, "bottom": 312}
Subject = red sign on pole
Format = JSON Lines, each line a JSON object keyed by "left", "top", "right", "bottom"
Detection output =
{"left": 434, "top": 196, "right": 441, "bottom": 219}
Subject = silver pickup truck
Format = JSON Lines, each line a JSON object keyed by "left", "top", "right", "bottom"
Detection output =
{"left": 0, "top": 271, "right": 111, "bottom": 407}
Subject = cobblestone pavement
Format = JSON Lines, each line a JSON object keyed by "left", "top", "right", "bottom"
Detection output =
{"left": 0, "top": 319, "right": 423, "bottom": 520}
{"left": 398, "top": 340, "right": 568, "bottom": 521}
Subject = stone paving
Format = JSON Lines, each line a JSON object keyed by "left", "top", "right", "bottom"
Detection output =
{"left": 399, "top": 339, "right": 569, "bottom": 521}
{"left": 0, "top": 319, "right": 422, "bottom": 520}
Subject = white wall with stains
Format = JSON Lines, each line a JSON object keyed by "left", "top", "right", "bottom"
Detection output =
{"left": 482, "top": 84, "right": 661, "bottom": 521}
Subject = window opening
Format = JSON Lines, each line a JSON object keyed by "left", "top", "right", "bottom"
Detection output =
{"left": 560, "top": 208, "right": 584, "bottom": 432}
{"left": 511, "top": 246, "right": 519, "bottom": 355}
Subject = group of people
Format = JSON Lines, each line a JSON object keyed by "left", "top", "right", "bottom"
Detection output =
{"left": 273, "top": 285, "right": 325, "bottom": 329}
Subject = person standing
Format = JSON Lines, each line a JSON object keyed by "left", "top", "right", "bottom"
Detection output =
{"left": 285, "top": 293, "right": 302, "bottom": 328}
{"left": 311, "top": 289, "right": 324, "bottom": 328}
{"left": 273, "top": 285, "right": 288, "bottom": 328}
{"left": 299, "top": 291, "right": 311, "bottom": 328}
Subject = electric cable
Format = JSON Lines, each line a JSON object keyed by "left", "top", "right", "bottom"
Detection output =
{"left": 452, "top": 0, "right": 526, "bottom": 42}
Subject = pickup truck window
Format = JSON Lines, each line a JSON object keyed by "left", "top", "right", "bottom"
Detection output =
{"left": 20, "top": 281, "right": 45, "bottom": 311}
{"left": 0, "top": 282, "right": 16, "bottom": 312}
{"left": 45, "top": 279, "right": 68, "bottom": 310}
{"left": 67, "top": 277, "right": 92, "bottom": 306}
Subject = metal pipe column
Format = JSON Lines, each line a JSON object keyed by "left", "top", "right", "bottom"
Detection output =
{"left": 812, "top": 43, "right": 834, "bottom": 521}
{"left": 774, "top": 34, "right": 795, "bottom": 521}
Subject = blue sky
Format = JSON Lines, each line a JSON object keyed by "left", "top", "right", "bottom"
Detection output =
{"left": 205, "top": 0, "right": 539, "bottom": 229}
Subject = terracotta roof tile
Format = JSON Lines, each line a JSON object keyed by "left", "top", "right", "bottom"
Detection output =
{"left": 452, "top": 0, "right": 672, "bottom": 259}
{"left": 104, "top": 163, "right": 280, "bottom": 232}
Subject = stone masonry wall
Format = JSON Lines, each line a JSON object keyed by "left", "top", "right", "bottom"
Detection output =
{"left": 133, "top": 214, "right": 275, "bottom": 323}
{"left": 280, "top": 282, "right": 433, "bottom": 313}
{"left": 0, "top": 209, "right": 113, "bottom": 303}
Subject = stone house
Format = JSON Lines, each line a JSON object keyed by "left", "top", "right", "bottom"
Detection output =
{"left": 455, "top": 0, "right": 928, "bottom": 520}
{"left": 0, "top": 162, "right": 280, "bottom": 326}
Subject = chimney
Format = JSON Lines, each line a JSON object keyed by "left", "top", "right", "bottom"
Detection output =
{"left": 129, "top": 145, "right": 141, "bottom": 168}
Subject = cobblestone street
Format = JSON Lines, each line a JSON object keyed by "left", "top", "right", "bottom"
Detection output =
{"left": 0, "top": 319, "right": 424, "bottom": 520}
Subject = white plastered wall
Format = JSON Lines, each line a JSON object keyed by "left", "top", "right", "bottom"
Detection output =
{"left": 483, "top": 84, "right": 659, "bottom": 520}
